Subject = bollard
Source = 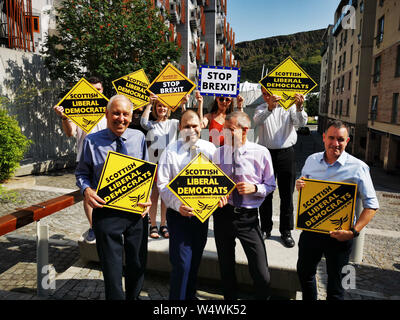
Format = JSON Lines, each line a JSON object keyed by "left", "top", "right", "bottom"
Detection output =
{"left": 350, "top": 200, "right": 364, "bottom": 264}
{"left": 36, "top": 220, "right": 50, "bottom": 297}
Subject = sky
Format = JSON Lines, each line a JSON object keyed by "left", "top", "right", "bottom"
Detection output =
{"left": 228, "top": 0, "right": 340, "bottom": 43}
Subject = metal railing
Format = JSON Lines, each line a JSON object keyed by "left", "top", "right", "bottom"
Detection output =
{"left": 0, "top": 190, "right": 83, "bottom": 296}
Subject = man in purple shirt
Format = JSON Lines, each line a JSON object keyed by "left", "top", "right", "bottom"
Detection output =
{"left": 212, "top": 111, "right": 276, "bottom": 300}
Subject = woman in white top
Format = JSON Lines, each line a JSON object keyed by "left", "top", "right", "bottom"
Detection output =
{"left": 141, "top": 94, "right": 188, "bottom": 239}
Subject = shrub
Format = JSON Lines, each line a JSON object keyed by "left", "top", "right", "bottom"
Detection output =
{"left": 0, "top": 105, "right": 32, "bottom": 182}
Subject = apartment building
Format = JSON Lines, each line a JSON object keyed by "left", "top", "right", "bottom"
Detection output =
{"left": 365, "top": 0, "right": 400, "bottom": 172}
{"left": 318, "top": 24, "right": 334, "bottom": 134}
{"left": 148, "top": 0, "right": 237, "bottom": 82}
{"left": 325, "top": 0, "right": 377, "bottom": 159}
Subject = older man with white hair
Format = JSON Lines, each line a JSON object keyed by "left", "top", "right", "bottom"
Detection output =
{"left": 76, "top": 95, "right": 151, "bottom": 300}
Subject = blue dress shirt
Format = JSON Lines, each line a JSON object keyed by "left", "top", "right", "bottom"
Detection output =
{"left": 301, "top": 151, "right": 379, "bottom": 212}
{"left": 76, "top": 128, "right": 148, "bottom": 194}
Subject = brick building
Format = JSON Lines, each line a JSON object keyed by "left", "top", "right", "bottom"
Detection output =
{"left": 365, "top": 0, "right": 400, "bottom": 172}
{"left": 320, "top": 0, "right": 399, "bottom": 172}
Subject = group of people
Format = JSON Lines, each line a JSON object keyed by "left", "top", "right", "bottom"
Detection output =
{"left": 54, "top": 76, "right": 379, "bottom": 301}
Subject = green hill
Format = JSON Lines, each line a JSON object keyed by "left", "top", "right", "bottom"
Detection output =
{"left": 234, "top": 29, "right": 325, "bottom": 92}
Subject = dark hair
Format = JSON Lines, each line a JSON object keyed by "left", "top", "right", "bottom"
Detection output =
{"left": 209, "top": 97, "right": 234, "bottom": 115}
{"left": 326, "top": 120, "right": 349, "bottom": 133}
{"left": 87, "top": 76, "right": 103, "bottom": 85}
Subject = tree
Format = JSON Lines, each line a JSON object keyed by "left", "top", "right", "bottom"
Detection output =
{"left": 42, "top": 0, "right": 180, "bottom": 95}
{"left": 305, "top": 93, "right": 320, "bottom": 117}
{"left": 0, "top": 101, "right": 32, "bottom": 183}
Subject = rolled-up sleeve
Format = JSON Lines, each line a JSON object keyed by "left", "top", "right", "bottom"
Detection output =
{"left": 75, "top": 137, "right": 94, "bottom": 194}
{"left": 357, "top": 165, "right": 379, "bottom": 210}
{"left": 157, "top": 149, "right": 182, "bottom": 212}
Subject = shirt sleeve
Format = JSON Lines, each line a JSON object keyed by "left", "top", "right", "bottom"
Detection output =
{"left": 357, "top": 165, "right": 380, "bottom": 210}
{"left": 157, "top": 148, "right": 182, "bottom": 212}
{"left": 255, "top": 150, "right": 276, "bottom": 197}
{"left": 253, "top": 104, "right": 272, "bottom": 126}
{"left": 75, "top": 137, "right": 94, "bottom": 194}
{"left": 289, "top": 106, "right": 308, "bottom": 127}
{"left": 140, "top": 115, "right": 155, "bottom": 131}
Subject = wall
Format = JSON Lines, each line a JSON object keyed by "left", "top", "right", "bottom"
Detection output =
{"left": 0, "top": 47, "right": 77, "bottom": 175}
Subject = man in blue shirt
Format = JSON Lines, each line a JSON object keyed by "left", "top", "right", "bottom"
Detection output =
{"left": 295, "top": 120, "right": 379, "bottom": 300}
{"left": 76, "top": 95, "right": 151, "bottom": 300}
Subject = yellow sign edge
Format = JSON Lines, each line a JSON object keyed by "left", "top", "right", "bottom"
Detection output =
{"left": 111, "top": 69, "right": 151, "bottom": 110}
{"left": 146, "top": 63, "right": 196, "bottom": 112}
{"left": 258, "top": 56, "right": 318, "bottom": 110}
{"left": 56, "top": 78, "right": 109, "bottom": 134}
{"left": 166, "top": 152, "right": 236, "bottom": 223}
{"left": 295, "top": 178, "right": 358, "bottom": 234}
{"left": 95, "top": 150, "right": 158, "bottom": 215}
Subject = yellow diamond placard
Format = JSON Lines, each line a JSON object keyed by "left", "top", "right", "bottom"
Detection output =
{"left": 259, "top": 56, "right": 317, "bottom": 110}
{"left": 147, "top": 63, "right": 196, "bottom": 112}
{"left": 167, "top": 153, "right": 236, "bottom": 223}
{"left": 96, "top": 151, "right": 157, "bottom": 215}
{"left": 56, "top": 78, "right": 109, "bottom": 133}
{"left": 112, "top": 69, "right": 150, "bottom": 110}
{"left": 296, "top": 179, "right": 357, "bottom": 234}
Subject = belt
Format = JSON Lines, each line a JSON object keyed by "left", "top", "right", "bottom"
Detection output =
{"left": 228, "top": 205, "right": 258, "bottom": 214}
{"left": 268, "top": 146, "right": 294, "bottom": 153}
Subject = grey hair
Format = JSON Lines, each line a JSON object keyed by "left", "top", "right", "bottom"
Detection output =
{"left": 107, "top": 95, "right": 133, "bottom": 111}
{"left": 226, "top": 111, "right": 251, "bottom": 129}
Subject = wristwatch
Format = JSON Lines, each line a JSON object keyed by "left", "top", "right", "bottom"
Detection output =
{"left": 350, "top": 227, "right": 360, "bottom": 238}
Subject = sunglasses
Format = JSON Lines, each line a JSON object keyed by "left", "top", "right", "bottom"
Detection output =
{"left": 218, "top": 97, "right": 232, "bottom": 103}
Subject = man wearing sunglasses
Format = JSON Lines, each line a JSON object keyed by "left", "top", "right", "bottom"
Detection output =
{"left": 253, "top": 88, "right": 307, "bottom": 248}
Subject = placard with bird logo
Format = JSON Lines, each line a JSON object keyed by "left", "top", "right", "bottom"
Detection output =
{"left": 167, "top": 153, "right": 236, "bottom": 223}
{"left": 96, "top": 151, "right": 157, "bottom": 214}
{"left": 259, "top": 56, "right": 317, "bottom": 110}
{"left": 56, "top": 78, "right": 109, "bottom": 133}
{"left": 296, "top": 178, "right": 357, "bottom": 234}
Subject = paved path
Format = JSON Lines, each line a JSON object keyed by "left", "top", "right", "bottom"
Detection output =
{"left": 0, "top": 128, "right": 399, "bottom": 300}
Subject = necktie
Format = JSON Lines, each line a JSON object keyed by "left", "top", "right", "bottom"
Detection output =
{"left": 232, "top": 149, "right": 243, "bottom": 207}
{"left": 116, "top": 136, "right": 128, "bottom": 155}
{"left": 189, "top": 145, "right": 198, "bottom": 160}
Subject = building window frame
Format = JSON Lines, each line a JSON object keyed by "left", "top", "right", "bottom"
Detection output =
{"left": 376, "top": 15, "right": 384, "bottom": 46}
{"left": 392, "top": 93, "right": 399, "bottom": 124}
{"left": 371, "top": 96, "right": 378, "bottom": 121}
{"left": 395, "top": 45, "right": 400, "bottom": 78}
{"left": 373, "top": 56, "right": 382, "bottom": 83}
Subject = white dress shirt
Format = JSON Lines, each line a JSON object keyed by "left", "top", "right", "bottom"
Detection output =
{"left": 157, "top": 138, "right": 217, "bottom": 212}
{"left": 253, "top": 103, "right": 308, "bottom": 149}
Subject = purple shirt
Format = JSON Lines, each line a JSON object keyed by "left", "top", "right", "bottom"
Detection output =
{"left": 212, "top": 141, "right": 276, "bottom": 209}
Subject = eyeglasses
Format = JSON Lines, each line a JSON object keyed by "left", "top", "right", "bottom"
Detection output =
{"left": 218, "top": 97, "right": 232, "bottom": 103}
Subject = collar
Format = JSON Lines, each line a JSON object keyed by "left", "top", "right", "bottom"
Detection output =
{"left": 224, "top": 140, "right": 248, "bottom": 156}
{"left": 178, "top": 138, "right": 200, "bottom": 152}
{"left": 320, "top": 151, "right": 348, "bottom": 166}
{"left": 107, "top": 128, "right": 128, "bottom": 142}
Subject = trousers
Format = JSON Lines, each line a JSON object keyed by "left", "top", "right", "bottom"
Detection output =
{"left": 296, "top": 231, "right": 353, "bottom": 300}
{"left": 167, "top": 208, "right": 209, "bottom": 300}
{"left": 213, "top": 204, "right": 270, "bottom": 300}
{"left": 259, "top": 146, "right": 295, "bottom": 234}
{"left": 92, "top": 207, "right": 148, "bottom": 300}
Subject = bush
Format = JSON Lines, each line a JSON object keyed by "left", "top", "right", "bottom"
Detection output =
{"left": 0, "top": 106, "right": 31, "bottom": 182}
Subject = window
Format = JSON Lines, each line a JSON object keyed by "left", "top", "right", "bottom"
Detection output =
{"left": 346, "top": 99, "right": 350, "bottom": 116}
{"left": 348, "top": 71, "right": 352, "bottom": 90}
{"left": 350, "top": 45, "right": 353, "bottom": 63}
{"left": 373, "top": 56, "right": 381, "bottom": 83}
{"left": 377, "top": 16, "right": 384, "bottom": 45}
{"left": 371, "top": 96, "right": 378, "bottom": 120}
{"left": 339, "top": 100, "right": 343, "bottom": 116}
{"left": 392, "top": 93, "right": 399, "bottom": 124}
{"left": 341, "top": 75, "right": 345, "bottom": 92}
{"left": 360, "top": 1, "right": 364, "bottom": 13}
{"left": 395, "top": 45, "right": 400, "bottom": 77}
{"left": 24, "top": 16, "right": 40, "bottom": 34}
{"left": 343, "top": 51, "right": 346, "bottom": 70}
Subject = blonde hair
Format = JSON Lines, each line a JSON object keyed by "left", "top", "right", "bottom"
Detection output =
{"left": 151, "top": 99, "right": 171, "bottom": 119}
